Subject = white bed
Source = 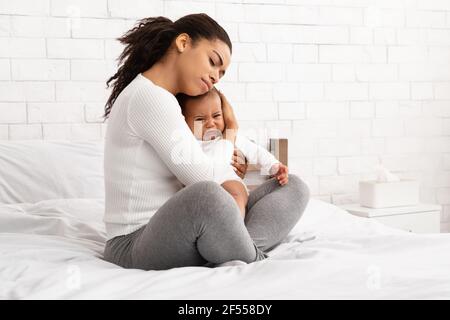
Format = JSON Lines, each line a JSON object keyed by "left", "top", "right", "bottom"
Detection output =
{"left": 1, "top": 141, "right": 449, "bottom": 299}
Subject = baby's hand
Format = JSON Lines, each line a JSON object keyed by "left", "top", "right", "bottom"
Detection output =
{"left": 270, "top": 163, "right": 289, "bottom": 186}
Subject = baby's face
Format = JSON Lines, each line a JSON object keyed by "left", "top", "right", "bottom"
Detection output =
{"left": 183, "top": 92, "right": 225, "bottom": 140}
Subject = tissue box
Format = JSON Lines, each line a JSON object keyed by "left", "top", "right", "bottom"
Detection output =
{"left": 359, "top": 179, "right": 419, "bottom": 208}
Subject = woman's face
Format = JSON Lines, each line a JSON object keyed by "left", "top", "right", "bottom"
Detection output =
{"left": 176, "top": 36, "right": 231, "bottom": 96}
{"left": 182, "top": 92, "right": 225, "bottom": 140}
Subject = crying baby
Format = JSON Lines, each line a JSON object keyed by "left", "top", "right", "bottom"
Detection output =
{"left": 176, "top": 87, "right": 288, "bottom": 220}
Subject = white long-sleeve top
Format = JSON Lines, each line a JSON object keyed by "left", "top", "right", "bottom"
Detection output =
{"left": 103, "top": 73, "right": 234, "bottom": 240}
{"left": 200, "top": 134, "right": 281, "bottom": 195}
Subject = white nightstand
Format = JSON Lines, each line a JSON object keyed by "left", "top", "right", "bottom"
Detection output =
{"left": 340, "top": 203, "right": 442, "bottom": 233}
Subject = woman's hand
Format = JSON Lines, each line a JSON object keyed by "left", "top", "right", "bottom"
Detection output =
{"left": 270, "top": 163, "right": 289, "bottom": 186}
{"left": 217, "top": 90, "right": 238, "bottom": 130}
{"left": 231, "top": 148, "right": 248, "bottom": 179}
{"left": 217, "top": 90, "right": 239, "bottom": 144}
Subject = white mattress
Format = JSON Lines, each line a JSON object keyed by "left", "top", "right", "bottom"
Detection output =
{"left": 1, "top": 197, "right": 449, "bottom": 299}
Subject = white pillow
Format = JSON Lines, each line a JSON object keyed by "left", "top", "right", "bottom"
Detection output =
{"left": 0, "top": 140, "right": 104, "bottom": 204}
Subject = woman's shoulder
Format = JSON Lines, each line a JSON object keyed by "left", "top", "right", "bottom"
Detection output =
{"left": 126, "top": 74, "right": 182, "bottom": 124}
{"left": 132, "top": 73, "right": 178, "bottom": 104}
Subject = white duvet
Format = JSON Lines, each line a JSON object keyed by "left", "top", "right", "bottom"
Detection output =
{"left": 1, "top": 197, "right": 449, "bottom": 300}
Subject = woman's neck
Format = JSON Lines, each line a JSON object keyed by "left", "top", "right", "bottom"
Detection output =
{"left": 142, "top": 60, "right": 179, "bottom": 95}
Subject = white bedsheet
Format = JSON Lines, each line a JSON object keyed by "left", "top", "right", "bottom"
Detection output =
{"left": 1, "top": 198, "right": 449, "bottom": 299}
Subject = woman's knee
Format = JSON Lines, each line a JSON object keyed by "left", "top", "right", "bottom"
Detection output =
{"left": 185, "top": 181, "right": 238, "bottom": 220}
{"left": 187, "top": 180, "right": 222, "bottom": 196}
{"left": 288, "top": 174, "right": 311, "bottom": 202}
{"left": 283, "top": 174, "right": 310, "bottom": 226}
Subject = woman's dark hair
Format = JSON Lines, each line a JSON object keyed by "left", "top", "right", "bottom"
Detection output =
{"left": 103, "top": 13, "right": 232, "bottom": 121}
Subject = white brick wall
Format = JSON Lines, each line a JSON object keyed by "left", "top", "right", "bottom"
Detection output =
{"left": 0, "top": 0, "right": 449, "bottom": 231}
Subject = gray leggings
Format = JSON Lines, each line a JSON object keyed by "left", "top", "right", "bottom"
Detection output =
{"left": 103, "top": 174, "right": 310, "bottom": 270}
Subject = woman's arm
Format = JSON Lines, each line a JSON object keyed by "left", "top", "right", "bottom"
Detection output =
{"left": 217, "top": 90, "right": 238, "bottom": 145}
{"left": 231, "top": 147, "right": 248, "bottom": 179}
{"left": 217, "top": 90, "right": 250, "bottom": 178}
{"left": 127, "top": 86, "right": 234, "bottom": 186}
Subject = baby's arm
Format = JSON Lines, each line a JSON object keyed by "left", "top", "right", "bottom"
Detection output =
{"left": 235, "top": 134, "right": 282, "bottom": 177}
{"left": 221, "top": 180, "right": 248, "bottom": 219}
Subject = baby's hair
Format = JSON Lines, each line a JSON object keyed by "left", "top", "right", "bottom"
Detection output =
{"left": 176, "top": 87, "right": 220, "bottom": 115}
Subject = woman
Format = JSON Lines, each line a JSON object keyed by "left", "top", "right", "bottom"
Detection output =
{"left": 102, "top": 13, "right": 310, "bottom": 271}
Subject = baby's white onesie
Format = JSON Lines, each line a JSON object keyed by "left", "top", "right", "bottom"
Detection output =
{"left": 199, "top": 133, "right": 281, "bottom": 195}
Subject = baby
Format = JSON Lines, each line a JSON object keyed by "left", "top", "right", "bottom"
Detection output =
{"left": 177, "top": 88, "right": 289, "bottom": 219}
